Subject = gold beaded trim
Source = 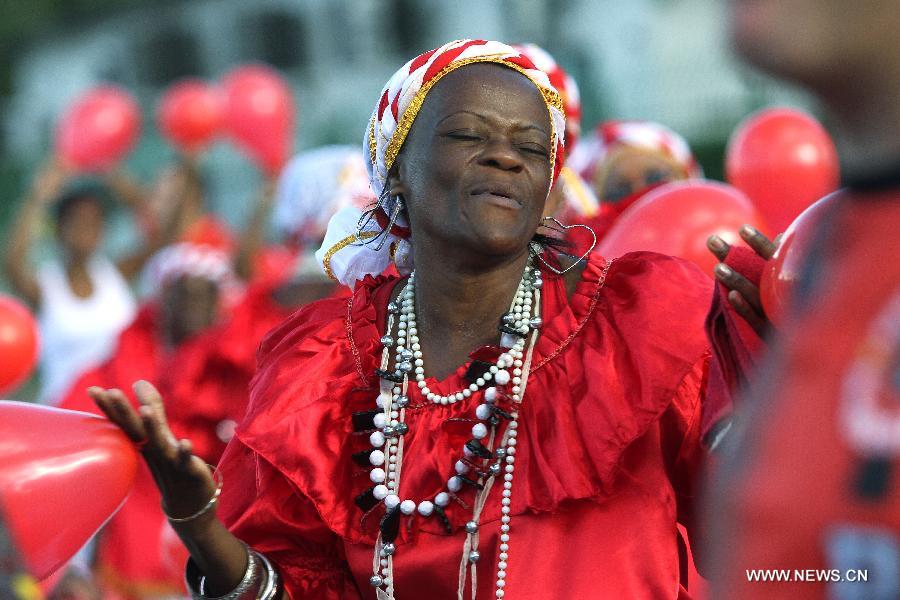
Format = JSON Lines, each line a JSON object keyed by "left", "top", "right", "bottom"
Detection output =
{"left": 368, "top": 56, "right": 565, "bottom": 187}
{"left": 322, "top": 231, "right": 380, "bottom": 281}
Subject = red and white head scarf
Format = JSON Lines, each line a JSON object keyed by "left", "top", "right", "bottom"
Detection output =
{"left": 511, "top": 44, "right": 600, "bottom": 219}
{"left": 141, "top": 242, "right": 238, "bottom": 299}
{"left": 316, "top": 39, "right": 567, "bottom": 288}
{"left": 569, "top": 120, "right": 703, "bottom": 188}
{"left": 512, "top": 43, "right": 581, "bottom": 152}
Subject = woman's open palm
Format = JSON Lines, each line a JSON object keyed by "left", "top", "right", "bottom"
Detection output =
{"left": 88, "top": 380, "right": 216, "bottom": 519}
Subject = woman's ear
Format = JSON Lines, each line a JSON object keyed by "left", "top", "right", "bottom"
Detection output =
{"left": 386, "top": 164, "right": 409, "bottom": 200}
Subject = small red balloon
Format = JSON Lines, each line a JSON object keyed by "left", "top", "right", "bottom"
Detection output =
{"left": 597, "top": 180, "right": 769, "bottom": 276}
{"left": 222, "top": 65, "right": 294, "bottom": 175}
{"left": 0, "top": 295, "right": 39, "bottom": 396}
{"left": 0, "top": 402, "right": 139, "bottom": 580}
{"left": 760, "top": 192, "right": 840, "bottom": 325}
{"left": 726, "top": 107, "right": 839, "bottom": 234}
{"left": 55, "top": 86, "right": 141, "bottom": 172}
{"left": 157, "top": 79, "right": 225, "bottom": 152}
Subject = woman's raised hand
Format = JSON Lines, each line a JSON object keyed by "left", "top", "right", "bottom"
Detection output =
{"left": 88, "top": 380, "right": 217, "bottom": 521}
{"left": 707, "top": 225, "right": 779, "bottom": 337}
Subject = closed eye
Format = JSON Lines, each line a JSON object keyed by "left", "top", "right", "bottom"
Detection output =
{"left": 445, "top": 131, "right": 483, "bottom": 141}
{"left": 518, "top": 144, "right": 549, "bottom": 157}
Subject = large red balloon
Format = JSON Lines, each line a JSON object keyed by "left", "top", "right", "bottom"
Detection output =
{"left": 726, "top": 107, "right": 839, "bottom": 234}
{"left": 0, "top": 402, "right": 138, "bottom": 580}
{"left": 157, "top": 79, "right": 225, "bottom": 153}
{"left": 760, "top": 192, "right": 840, "bottom": 326}
{"left": 55, "top": 86, "right": 141, "bottom": 172}
{"left": 222, "top": 65, "right": 294, "bottom": 175}
{"left": 0, "top": 295, "right": 39, "bottom": 396}
{"left": 597, "top": 179, "right": 769, "bottom": 276}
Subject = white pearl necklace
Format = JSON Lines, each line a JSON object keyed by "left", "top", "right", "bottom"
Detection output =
{"left": 366, "top": 258, "right": 542, "bottom": 599}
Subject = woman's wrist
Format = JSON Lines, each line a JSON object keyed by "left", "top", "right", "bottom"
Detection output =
{"left": 185, "top": 543, "right": 281, "bottom": 600}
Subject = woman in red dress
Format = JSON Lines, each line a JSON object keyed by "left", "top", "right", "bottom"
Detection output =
{"left": 89, "top": 40, "right": 757, "bottom": 599}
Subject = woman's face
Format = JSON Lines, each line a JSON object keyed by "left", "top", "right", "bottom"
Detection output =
{"left": 595, "top": 147, "right": 684, "bottom": 203}
{"left": 57, "top": 197, "right": 104, "bottom": 261}
{"left": 160, "top": 275, "right": 220, "bottom": 345}
{"left": 392, "top": 63, "right": 553, "bottom": 261}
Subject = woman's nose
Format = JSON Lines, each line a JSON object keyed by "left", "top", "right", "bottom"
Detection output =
{"left": 477, "top": 137, "right": 524, "bottom": 172}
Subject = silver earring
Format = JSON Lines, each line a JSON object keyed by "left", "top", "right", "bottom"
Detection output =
{"left": 355, "top": 190, "right": 404, "bottom": 252}
{"left": 534, "top": 216, "right": 597, "bottom": 275}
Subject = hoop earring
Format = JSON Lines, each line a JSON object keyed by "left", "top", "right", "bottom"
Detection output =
{"left": 533, "top": 216, "right": 597, "bottom": 276}
{"left": 355, "top": 188, "right": 404, "bottom": 252}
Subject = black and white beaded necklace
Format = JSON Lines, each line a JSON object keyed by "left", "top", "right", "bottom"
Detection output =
{"left": 356, "top": 255, "right": 542, "bottom": 599}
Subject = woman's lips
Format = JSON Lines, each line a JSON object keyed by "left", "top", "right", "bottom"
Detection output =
{"left": 470, "top": 191, "right": 522, "bottom": 209}
{"left": 469, "top": 184, "right": 522, "bottom": 209}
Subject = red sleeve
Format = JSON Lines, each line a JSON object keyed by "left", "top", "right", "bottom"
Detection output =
{"left": 703, "top": 246, "right": 767, "bottom": 447}
{"left": 661, "top": 354, "right": 709, "bottom": 536}
{"left": 660, "top": 353, "right": 711, "bottom": 583}
{"left": 216, "top": 438, "right": 362, "bottom": 600}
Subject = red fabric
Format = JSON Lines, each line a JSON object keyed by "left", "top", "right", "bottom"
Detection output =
{"left": 708, "top": 191, "right": 900, "bottom": 598}
{"left": 217, "top": 250, "right": 717, "bottom": 599}
{"left": 59, "top": 286, "right": 295, "bottom": 599}
{"left": 701, "top": 246, "right": 766, "bottom": 442}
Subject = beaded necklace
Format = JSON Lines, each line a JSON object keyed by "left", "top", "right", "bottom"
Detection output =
{"left": 365, "top": 256, "right": 542, "bottom": 599}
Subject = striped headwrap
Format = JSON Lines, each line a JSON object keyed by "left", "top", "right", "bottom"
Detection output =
{"left": 140, "top": 242, "right": 238, "bottom": 298}
{"left": 316, "top": 39, "right": 567, "bottom": 288}
{"left": 512, "top": 43, "right": 597, "bottom": 218}
{"left": 512, "top": 43, "right": 581, "bottom": 152}
{"left": 569, "top": 120, "right": 703, "bottom": 189}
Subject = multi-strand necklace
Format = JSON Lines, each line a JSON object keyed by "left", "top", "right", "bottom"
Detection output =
{"left": 364, "top": 256, "right": 542, "bottom": 599}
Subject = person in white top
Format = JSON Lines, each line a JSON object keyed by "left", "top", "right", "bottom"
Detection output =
{"left": 3, "top": 160, "right": 168, "bottom": 405}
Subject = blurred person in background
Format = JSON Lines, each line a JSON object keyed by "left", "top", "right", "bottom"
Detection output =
{"left": 2, "top": 160, "right": 164, "bottom": 405}
{"left": 569, "top": 120, "right": 703, "bottom": 238}
{"left": 59, "top": 242, "right": 246, "bottom": 600}
{"left": 220, "top": 146, "right": 378, "bottom": 378}
{"left": 706, "top": 1, "right": 900, "bottom": 599}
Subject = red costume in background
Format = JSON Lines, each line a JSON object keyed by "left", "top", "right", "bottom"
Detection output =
{"left": 217, "top": 251, "right": 718, "bottom": 599}
{"left": 61, "top": 284, "right": 295, "bottom": 599}
{"left": 709, "top": 186, "right": 900, "bottom": 599}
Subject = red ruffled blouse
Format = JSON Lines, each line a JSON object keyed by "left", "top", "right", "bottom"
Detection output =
{"left": 217, "top": 251, "right": 714, "bottom": 599}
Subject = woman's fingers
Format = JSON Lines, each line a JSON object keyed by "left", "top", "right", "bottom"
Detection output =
{"left": 139, "top": 403, "right": 181, "bottom": 462}
{"left": 714, "top": 263, "right": 763, "bottom": 311}
{"left": 739, "top": 225, "right": 778, "bottom": 260}
{"left": 134, "top": 379, "right": 166, "bottom": 421}
{"left": 88, "top": 387, "right": 147, "bottom": 443}
{"left": 715, "top": 262, "right": 769, "bottom": 337}
{"left": 727, "top": 290, "right": 767, "bottom": 337}
{"left": 707, "top": 235, "right": 731, "bottom": 263}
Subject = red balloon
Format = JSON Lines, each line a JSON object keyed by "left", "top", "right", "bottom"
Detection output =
{"left": 597, "top": 180, "right": 769, "bottom": 276}
{"left": 222, "top": 65, "right": 294, "bottom": 175}
{"left": 0, "top": 295, "right": 39, "bottom": 396}
{"left": 726, "top": 107, "right": 839, "bottom": 234}
{"left": 55, "top": 86, "right": 141, "bottom": 172}
{"left": 760, "top": 192, "right": 839, "bottom": 325}
{"left": 157, "top": 79, "right": 225, "bottom": 152}
{"left": 0, "top": 402, "right": 138, "bottom": 580}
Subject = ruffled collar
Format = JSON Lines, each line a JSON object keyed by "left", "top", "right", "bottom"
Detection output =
{"left": 236, "top": 250, "right": 710, "bottom": 546}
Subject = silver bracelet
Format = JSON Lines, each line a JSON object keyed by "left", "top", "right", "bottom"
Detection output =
{"left": 186, "top": 543, "right": 268, "bottom": 600}
{"left": 256, "top": 552, "right": 280, "bottom": 600}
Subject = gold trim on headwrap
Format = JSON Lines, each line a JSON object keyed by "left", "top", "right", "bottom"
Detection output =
{"left": 322, "top": 231, "right": 380, "bottom": 281}
{"left": 372, "top": 56, "right": 565, "bottom": 185}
